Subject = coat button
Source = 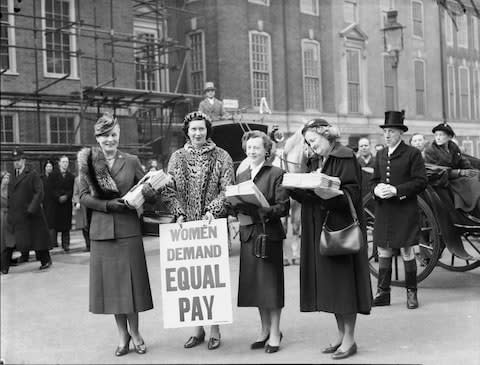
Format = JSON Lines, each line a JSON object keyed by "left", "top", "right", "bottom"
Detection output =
{"left": 386, "top": 172, "right": 390, "bottom": 177}
{"left": 386, "top": 178, "right": 390, "bottom": 183}
{"left": 386, "top": 166, "right": 390, "bottom": 170}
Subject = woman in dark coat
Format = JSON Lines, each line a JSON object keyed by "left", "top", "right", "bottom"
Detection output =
{"left": 1, "top": 171, "right": 16, "bottom": 274}
{"left": 288, "top": 119, "right": 372, "bottom": 361}
{"left": 78, "top": 113, "right": 156, "bottom": 357}
{"left": 40, "top": 160, "right": 57, "bottom": 247}
{"left": 232, "top": 131, "right": 290, "bottom": 354}
{"left": 424, "top": 123, "right": 480, "bottom": 214}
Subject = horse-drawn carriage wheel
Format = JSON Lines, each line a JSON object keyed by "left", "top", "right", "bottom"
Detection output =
{"left": 363, "top": 193, "right": 442, "bottom": 287}
{"left": 436, "top": 231, "right": 480, "bottom": 272}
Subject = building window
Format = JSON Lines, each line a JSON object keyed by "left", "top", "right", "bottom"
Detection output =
{"left": 0, "top": 0, "right": 16, "bottom": 73}
{"left": 414, "top": 59, "right": 425, "bottom": 116}
{"left": 447, "top": 64, "right": 456, "bottom": 118}
{"left": 0, "top": 113, "right": 18, "bottom": 143}
{"left": 473, "top": 68, "right": 480, "bottom": 119}
{"left": 48, "top": 115, "right": 78, "bottom": 144}
{"left": 42, "top": 0, "right": 77, "bottom": 77}
{"left": 346, "top": 48, "right": 360, "bottom": 113}
{"left": 462, "top": 140, "right": 474, "bottom": 155}
{"left": 380, "top": 0, "right": 395, "bottom": 27}
{"left": 459, "top": 66, "right": 470, "bottom": 119}
{"left": 302, "top": 40, "right": 322, "bottom": 111}
{"left": 384, "top": 55, "right": 396, "bottom": 110}
{"left": 187, "top": 31, "right": 205, "bottom": 95}
{"left": 300, "top": 0, "right": 319, "bottom": 16}
{"left": 135, "top": 32, "right": 158, "bottom": 91}
{"left": 457, "top": 14, "right": 468, "bottom": 48}
{"left": 473, "top": 16, "right": 479, "bottom": 51}
{"left": 445, "top": 14, "right": 454, "bottom": 46}
{"left": 344, "top": 0, "right": 357, "bottom": 24}
{"left": 248, "top": 0, "right": 269, "bottom": 6}
{"left": 249, "top": 31, "right": 272, "bottom": 108}
{"left": 412, "top": 1, "right": 424, "bottom": 39}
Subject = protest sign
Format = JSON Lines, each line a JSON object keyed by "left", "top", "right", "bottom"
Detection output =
{"left": 159, "top": 218, "right": 233, "bottom": 328}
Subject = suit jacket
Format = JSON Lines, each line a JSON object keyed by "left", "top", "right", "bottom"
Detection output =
{"left": 236, "top": 161, "right": 290, "bottom": 243}
{"left": 79, "top": 150, "right": 144, "bottom": 240}
{"left": 198, "top": 97, "right": 226, "bottom": 121}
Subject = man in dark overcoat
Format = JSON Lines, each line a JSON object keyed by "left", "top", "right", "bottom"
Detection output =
{"left": 7, "top": 149, "right": 52, "bottom": 271}
{"left": 370, "top": 111, "right": 427, "bottom": 309}
{"left": 50, "top": 155, "right": 75, "bottom": 252}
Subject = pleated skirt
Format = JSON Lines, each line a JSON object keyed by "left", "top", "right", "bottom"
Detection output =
{"left": 89, "top": 236, "right": 153, "bottom": 314}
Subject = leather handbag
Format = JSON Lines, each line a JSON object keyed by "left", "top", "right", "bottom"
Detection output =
{"left": 252, "top": 223, "right": 270, "bottom": 259}
{"left": 319, "top": 192, "right": 363, "bottom": 256}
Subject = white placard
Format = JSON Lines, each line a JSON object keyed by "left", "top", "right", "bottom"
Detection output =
{"left": 159, "top": 218, "right": 233, "bottom": 328}
{"left": 222, "top": 99, "right": 239, "bottom": 109}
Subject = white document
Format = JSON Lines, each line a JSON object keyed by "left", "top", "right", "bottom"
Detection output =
{"left": 225, "top": 180, "right": 270, "bottom": 208}
{"left": 122, "top": 170, "right": 171, "bottom": 210}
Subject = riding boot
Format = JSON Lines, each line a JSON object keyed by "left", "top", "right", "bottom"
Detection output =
{"left": 373, "top": 257, "right": 392, "bottom": 306}
{"left": 404, "top": 259, "right": 418, "bottom": 309}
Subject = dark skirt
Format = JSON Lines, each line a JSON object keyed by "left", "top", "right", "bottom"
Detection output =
{"left": 89, "top": 236, "right": 153, "bottom": 314}
{"left": 238, "top": 238, "right": 284, "bottom": 308}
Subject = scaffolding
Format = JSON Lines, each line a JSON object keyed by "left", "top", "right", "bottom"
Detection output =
{"left": 0, "top": 0, "right": 203, "bottom": 165}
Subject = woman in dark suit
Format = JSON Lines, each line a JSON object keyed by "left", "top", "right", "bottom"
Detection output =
{"left": 78, "top": 113, "right": 155, "bottom": 357}
{"left": 233, "top": 131, "right": 290, "bottom": 353}
{"left": 288, "top": 119, "right": 372, "bottom": 360}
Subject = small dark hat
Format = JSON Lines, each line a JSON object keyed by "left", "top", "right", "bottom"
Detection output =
{"left": 301, "top": 118, "right": 330, "bottom": 135}
{"left": 432, "top": 122, "right": 455, "bottom": 137}
{"left": 12, "top": 148, "right": 25, "bottom": 160}
{"left": 379, "top": 110, "right": 408, "bottom": 132}
{"left": 94, "top": 112, "right": 118, "bottom": 137}
{"left": 204, "top": 82, "right": 216, "bottom": 93}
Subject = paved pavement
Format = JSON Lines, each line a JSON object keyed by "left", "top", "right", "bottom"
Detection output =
{"left": 1, "top": 230, "right": 480, "bottom": 365}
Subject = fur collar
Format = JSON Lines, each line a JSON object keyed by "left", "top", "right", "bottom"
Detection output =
{"left": 183, "top": 139, "right": 216, "bottom": 155}
{"left": 77, "top": 147, "right": 120, "bottom": 199}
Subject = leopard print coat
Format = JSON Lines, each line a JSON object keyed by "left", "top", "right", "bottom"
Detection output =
{"left": 162, "top": 139, "right": 234, "bottom": 221}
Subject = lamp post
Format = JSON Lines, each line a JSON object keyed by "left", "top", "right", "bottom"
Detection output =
{"left": 382, "top": 10, "right": 404, "bottom": 109}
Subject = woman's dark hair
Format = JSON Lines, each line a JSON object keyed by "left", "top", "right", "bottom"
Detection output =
{"left": 182, "top": 111, "right": 213, "bottom": 139}
{"left": 43, "top": 160, "right": 54, "bottom": 170}
{"left": 241, "top": 130, "right": 273, "bottom": 158}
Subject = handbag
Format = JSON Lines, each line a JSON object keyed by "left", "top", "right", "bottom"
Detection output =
{"left": 252, "top": 222, "right": 270, "bottom": 259}
{"left": 319, "top": 192, "right": 363, "bottom": 256}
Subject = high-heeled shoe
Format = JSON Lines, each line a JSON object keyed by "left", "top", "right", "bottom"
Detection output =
{"left": 115, "top": 335, "right": 131, "bottom": 356}
{"left": 184, "top": 329, "right": 205, "bottom": 348}
{"left": 207, "top": 333, "right": 221, "bottom": 350}
{"left": 250, "top": 334, "right": 270, "bottom": 350}
{"left": 265, "top": 332, "right": 283, "bottom": 354}
{"left": 321, "top": 343, "right": 341, "bottom": 354}
{"left": 132, "top": 338, "right": 147, "bottom": 354}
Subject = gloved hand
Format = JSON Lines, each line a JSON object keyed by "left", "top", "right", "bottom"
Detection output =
{"left": 459, "top": 169, "right": 478, "bottom": 177}
{"left": 257, "top": 206, "right": 273, "bottom": 221}
{"left": 141, "top": 182, "right": 157, "bottom": 202}
{"left": 106, "top": 198, "right": 127, "bottom": 212}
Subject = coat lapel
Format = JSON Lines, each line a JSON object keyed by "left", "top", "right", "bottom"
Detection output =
{"left": 389, "top": 141, "right": 407, "bottom": 160}
{"left": 110, "top": 152, "right": 126, "bottom": 178}
{"left": 13, "top": 169, "right": 28, "bottom": 188}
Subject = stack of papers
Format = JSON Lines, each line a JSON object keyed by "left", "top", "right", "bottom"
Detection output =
{"left": 282, "top": 172, "right": 343, "bottom": 199}
{"left": 225, "top": 180, "right": 270, "bottom": 208}
{"left": 123, "top": 170, "right": 171, "bottom": 209}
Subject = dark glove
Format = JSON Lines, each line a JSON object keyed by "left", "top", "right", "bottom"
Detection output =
{"left": 257, "top": 206, "right": 273, "bottom": 221}
{"left": 106, "top": 198, "right": 127, "bottom": 212}
{"left": 141, "top": 183, "right": 157, "bottom": 203}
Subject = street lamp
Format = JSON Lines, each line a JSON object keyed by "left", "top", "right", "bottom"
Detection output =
{"left": 382, "top": 10, "right": 404, "bottom": 68}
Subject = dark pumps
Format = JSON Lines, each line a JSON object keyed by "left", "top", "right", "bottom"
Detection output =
{"left": 184, "top": 329, "right": 206, "bottom": 348}
{"left": 250, "top": 334, "right": 270, "bottom": 350}
{"left": 133, "top": 341, "right": 147, "bottom": 354}
{"left": 114, "top": 336, "right": 131, "bottom": 357}
{"left": 207, "top": 335, "right": 221, "bottom": 350}
{"left": 265, "top": 333, "right": 283, "bottom": 354}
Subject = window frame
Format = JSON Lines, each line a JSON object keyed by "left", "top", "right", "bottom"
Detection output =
{"left": 462, "top": 140, "right": 474, "bottom": 155}
{"left": 414, "top": 59, "right": 426, "bottom": 116}
{"left": 411, "top": 0, "right": 424, "bottom": 40}
{"left": 41, "top": 0, "right": 78, "bottom": 78}
{"left": 445, "top": 13, "right": 454, "bottom": 47}
{"left": 301, "top": 39, "right": 322, "bottom": 111}
{"left": 346, "top": 47, "right": 361, "bottom": 114}
{"left": 46, "top": 114, "right": 80, "bottom": 144}
{"left": 0, "top": 0, "right": 17, "bottom": 74}
{"left": 473, "top": 68, "right": 480, "bottom": 119}
{"left": 457, "top": 14, "right": 468, "bottom": 48}
{"left": 248, "top": 30, "right": 273, "bottom": 109}
{"left": 300, "top": 0, "right": 319, "bottom": 16}
{"left": 343, "top": 0, "right": 358, "bottom": 24}
{"left": 0, "top": 112, "right": 19, "bottom": 143}
{"left": 472, "top": 16, "right": 479, "bottom": 51}
{"left": 458, "top": 65, "right": 471, "bottom": 119}
{"left": 186, "top": 29, "right": 206, "bottom": 96}
{"left": 447, "top": 63, "right": 456, "bottom": 119}
{"left": 383, "top": 54, "right": 396, "bottom": 111}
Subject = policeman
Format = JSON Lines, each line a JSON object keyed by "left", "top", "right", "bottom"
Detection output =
{"left": 370, "top": 111, "right": 427, "bottom": 309}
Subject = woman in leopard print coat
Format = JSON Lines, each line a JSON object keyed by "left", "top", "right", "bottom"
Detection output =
{"left": 162, "top": 111, "right": 234, "bottom": 350}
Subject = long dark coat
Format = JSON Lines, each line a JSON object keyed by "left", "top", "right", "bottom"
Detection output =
{"left": 7, "top": 166, "right": 50, "bottom": 252}
{"left": 289, "top": 143, "right": 372, "bottom": 314}
{"left": 50, "top": 170, "right": 74, "bottom": 231}
{"left": 40, "top": 173, "right": 56, "bottom": 228}
{"left": 370, "top": 141, "right": 427, "bottom": 248}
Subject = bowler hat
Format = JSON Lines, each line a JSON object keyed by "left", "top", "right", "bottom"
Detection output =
{"left": 204, "top": 82, "right": 216, "bottom": 93}
{"left": 12, "top": 148, "right": 25, "bottom": 160}
{"left": 379, "top": 110, "right": 408, "bottom": 132}
{"left": 432, "top": 122, "right": 455, "bottom": 137}
{"left": 94, "top": 112, "right": 118, "bottom": 136}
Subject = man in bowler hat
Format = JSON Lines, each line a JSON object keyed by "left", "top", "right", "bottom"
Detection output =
{"left": 5, "top": 149, "right": 52, "bottom": 272}
{"left": 198, "top": 82, "right": 230, "bottom": 121}
{"left": 370, "top": 111, "right": 427, "bottom": 309}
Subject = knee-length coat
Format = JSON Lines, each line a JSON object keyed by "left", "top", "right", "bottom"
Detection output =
{"left": 370, "top": 141, "right": 427, "bottom": 248}
{"left": 40, "top": 173, "right": 56, "bottom": 228}
{"left": 50, "top": 170, "right": 75, "bottom": 231}
{"left": 289, "top": 143, "right": 372, "bottom": 314}
{"left": 7, "top": 166, "right": 50, "bottom": 252}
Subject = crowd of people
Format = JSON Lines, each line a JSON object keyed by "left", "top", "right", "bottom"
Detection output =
{"left": 1, "top": 82, "right": 479, "bottom": 360}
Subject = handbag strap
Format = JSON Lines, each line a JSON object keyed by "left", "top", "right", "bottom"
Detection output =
{"left": 323, "top": 191, "right": 358, "bottom": 226}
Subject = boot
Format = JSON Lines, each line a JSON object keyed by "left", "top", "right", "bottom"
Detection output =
{"left": 61, "top": 231, "right": 70, "bottom": 252}
{"left": 404, "top": 259, "right": 418, "bottom": 309}
{"left": 82, "top": 228, "right": 90, "bottom": 252}
{"left": 373, "top": 257, "right": 392, "bottom": 306}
